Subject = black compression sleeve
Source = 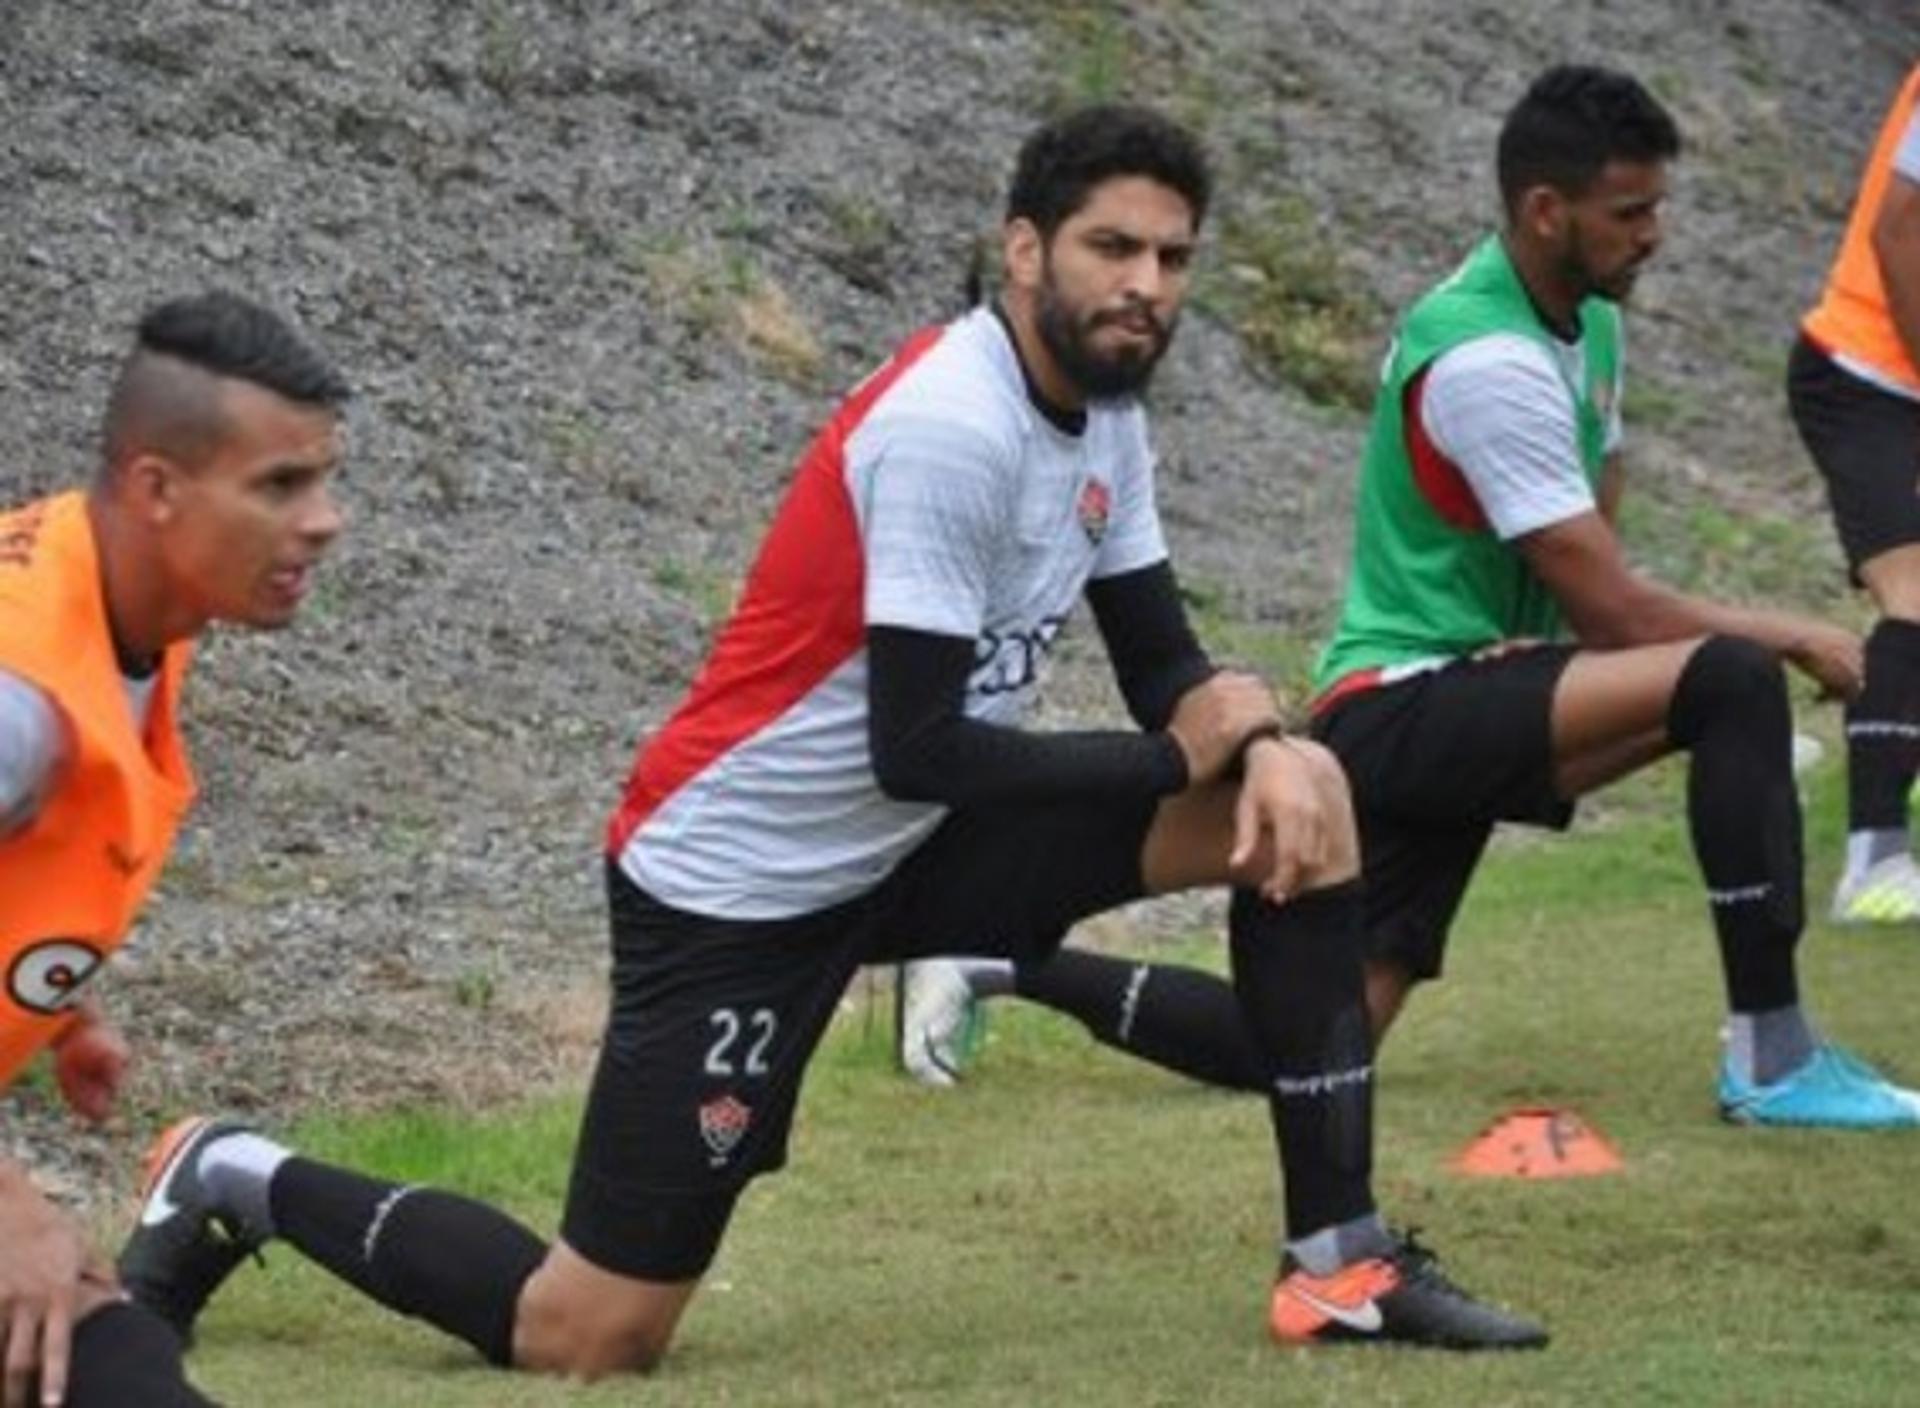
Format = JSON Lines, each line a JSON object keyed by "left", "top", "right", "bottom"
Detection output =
{"left": 867, "top": 624, "right": 1187, "bottom": 807}
{"left": 1085, "top": 560, "right": 1217, "bottom": 731}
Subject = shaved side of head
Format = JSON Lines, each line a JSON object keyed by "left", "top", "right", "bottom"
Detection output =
{"left": 99, "top": 351, "right": 229, "bottom": 484}
{"left": 98, "top": 291, "right": 350, "bottom": 484}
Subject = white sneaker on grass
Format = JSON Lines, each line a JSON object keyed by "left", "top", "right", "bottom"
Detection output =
{"left": 896, "top": 958, "right": 983, "bottom": 1087}
{"left": 1831, "top": 853, "right": 1920, "bottom": 925}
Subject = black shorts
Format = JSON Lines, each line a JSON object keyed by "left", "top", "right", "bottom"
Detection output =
{"left": 1310, "top": 645, "right": 1577, "bottom": 982}
{"left": 1788, "top": 333, "right": 1920, "bottom": 578}
{"left": 562, "top": 794, "right": 1159, "bottom": 1281}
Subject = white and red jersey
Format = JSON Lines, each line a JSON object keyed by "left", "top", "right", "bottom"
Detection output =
{"left": 607, "top": 308, "right": 1168, "bottom": 919}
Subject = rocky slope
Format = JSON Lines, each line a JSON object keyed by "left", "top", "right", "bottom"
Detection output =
{"left": 2, "top": 0, "right": 1914, "bottom": 1204}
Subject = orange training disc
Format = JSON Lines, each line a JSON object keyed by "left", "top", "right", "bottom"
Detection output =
{"left": 1451, "top": 1106, "right": 1624, "bottom": 1178}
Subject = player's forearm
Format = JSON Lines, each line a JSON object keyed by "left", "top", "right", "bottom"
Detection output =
{"left": 873, "top": 711, "right": 1188, "bottom": 806}
{"left": 867, "top": 624, "right": 1187, "bottom": 807}
{"left": 1567, "top": 574, "right": 1810, "bottom": 656}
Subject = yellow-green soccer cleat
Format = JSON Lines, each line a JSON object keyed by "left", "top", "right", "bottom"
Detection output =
{"left": 1830, "top": 854, "right": 1920, "bottom": 925}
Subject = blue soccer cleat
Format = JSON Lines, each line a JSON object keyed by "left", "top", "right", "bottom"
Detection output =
{"left": 1720, "top": 1043, "right": 1920, "bottom": 1129}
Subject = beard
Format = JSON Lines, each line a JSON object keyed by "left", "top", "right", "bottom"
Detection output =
{"left": 1033, "top": 266, "right": 1176, "bottom": 402}
{"left": 1591, "top": 264, "right": 1642, "bottom": 302}
{"left": 1578, "top": 255, "right": 1641, "bottom": 304}
{"left": 1562, "top": 225, "right": 1644, "bottom": 305}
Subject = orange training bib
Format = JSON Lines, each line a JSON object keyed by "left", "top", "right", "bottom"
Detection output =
{"left": 0, "top": 492, "right": 194, "bottom": 1088}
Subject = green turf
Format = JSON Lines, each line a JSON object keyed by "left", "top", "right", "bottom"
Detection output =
{"left": 179, "top": 754, "right": 1920, "bottom": 1405}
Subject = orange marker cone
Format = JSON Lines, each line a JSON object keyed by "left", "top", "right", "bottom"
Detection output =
{"left": 1452, "top": 1106, "right": 1624, "bottom": 1178}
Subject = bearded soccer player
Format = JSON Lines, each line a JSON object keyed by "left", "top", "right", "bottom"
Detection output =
{"left": 902, "top": 66, "right": 1920, "bottom": 1133}
{"left": 1, "top": 292, "right": 347, "bottom": 1408}
{"left": 1790, "top": 62, "right": 1920, "bottom": 924}
{"left": 120, "top": 106, "right": 1544, "bottom": 1379}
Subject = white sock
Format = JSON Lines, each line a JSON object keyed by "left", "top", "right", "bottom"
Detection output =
{"left": 957, "top": 957, "right": 1016, "bottom": 999}
{"left": 1844, "top": 829, "right": 1907, "bottom": 883}
{"left": 199, "top": 1132, "right": 292, "bottom": 1239}
{"left": 1726, "top": 1006, "right": 1816, "bottom": 1087}
{"left": 1286, "top": 1213, "right": 1392, "bottom": 1276}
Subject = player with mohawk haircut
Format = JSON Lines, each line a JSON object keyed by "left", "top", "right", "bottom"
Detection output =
{"left": 2, "top": 290, "right": 347, "bottom": 1408}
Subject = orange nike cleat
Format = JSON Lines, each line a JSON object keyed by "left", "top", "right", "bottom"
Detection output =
{"left": 1269, "top": 1230, "right": 1547, "bottom": 1350}
{"left": 117, "top": 1115, "right": 265, "bottom": 1343}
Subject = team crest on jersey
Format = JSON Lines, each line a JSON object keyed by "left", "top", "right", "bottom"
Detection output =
{"left": 698, "top": 1094, "right": 753, "bottom": 1164}
{"left": 1076, "top": 478, "right": 1112, "bottom": 546}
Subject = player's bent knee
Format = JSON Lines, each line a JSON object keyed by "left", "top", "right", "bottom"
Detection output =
{"left": 515, "top": 1295, "right": 674, "bottom": 1379}
{"left": 1674, "top": 634, "right": 1786, "bottom": 727}
{"left": 1702, "top": 634, "right": 1781, "bottom": 690}
{"left": 1857, "top": 544, "right": 1920, "bottom": 617}
{"left": 513, "top": 1248, "right": 692, "bottom": 1380}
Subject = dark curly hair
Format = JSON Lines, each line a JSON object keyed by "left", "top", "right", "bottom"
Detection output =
{"left": 1497, "top": 65, "right": 1682, "bottom": 214}
{"left": 1006, "top": 103, "right": 1212, "bottom": 238}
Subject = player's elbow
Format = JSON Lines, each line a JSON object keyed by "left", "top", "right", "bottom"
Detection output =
{"left": 869, "top": 737, "right": 944, "bottom": 803}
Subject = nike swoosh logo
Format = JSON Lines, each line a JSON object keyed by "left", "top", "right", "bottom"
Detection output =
{"left": 139, "top": 1139, "right": 193, "bottom": 1227}
{"left": 1289, "top": 1284, "right": 1384, "bottom": 1333}
{"left": 140, "top": 1179, "right": 182, "bottom": 1227}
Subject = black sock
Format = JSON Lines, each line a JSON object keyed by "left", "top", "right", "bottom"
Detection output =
{"left": 64, "top": 1302, "right": 217, "bottom": 1408}
{"left": 270, "top": 1158, "right": 547, "bottom": 1367}
{"left": 1015, "top": 949, "right": 1265, "bottom": 1092}
{"left": 1846, "top": 618, "right": 1920, "bottom": 831}
{"left": 1668, "top": 636, "right": 1804, "bottom": 1012}
{"left": 1228, "top": 881, "right": 1376, "bottom": 1239}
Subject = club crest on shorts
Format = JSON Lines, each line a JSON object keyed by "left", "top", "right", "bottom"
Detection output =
{"left": 698, "top": 1093, "right": 753, "bottom": 1164}
{"left": 1076, "top": 477, "right": 1111, "bottom": 546}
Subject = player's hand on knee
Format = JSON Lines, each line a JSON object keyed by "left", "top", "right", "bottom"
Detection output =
{"left": 1230, "top": 736, "right": 1339, "bottom": 903}
{"left": 0, "top": 1173, "right": 88, "bottom": 1408}
{"left": 1167, "top": 671, "right": 1283, "bottom": 785}
{"left": 1782, "top": 619, "right": 1863, "bottom": 700}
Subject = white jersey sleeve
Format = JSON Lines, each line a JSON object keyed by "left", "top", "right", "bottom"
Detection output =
{"left": 1089, "top": 408, "right": 1169, "bottom": 580}
{"left": 856, "top": 415, "right": 1013, "bottom": 640}
{"left": 1896, "top": 104, "right": 1920, "bottom": 182}
{"left": 1421, "top": 333, "right": 1597, "bottom": 541}
{"left": 0, "top": 668, "right": 62, "bottom": 835}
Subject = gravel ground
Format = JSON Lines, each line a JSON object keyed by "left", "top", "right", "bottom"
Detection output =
{"left": 2, "top": 0, "right": 1915, "bottom": 1213}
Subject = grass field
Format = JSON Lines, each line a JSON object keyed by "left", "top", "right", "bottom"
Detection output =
{"left": 176, "top": 749, "right": 1920, "bottom": 1406}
